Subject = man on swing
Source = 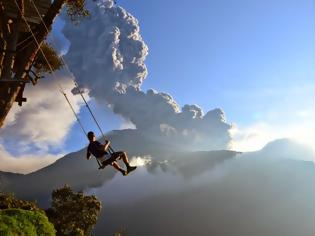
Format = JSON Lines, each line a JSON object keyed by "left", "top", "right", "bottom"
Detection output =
{"left": 86, "top": 131, "right": 137, "bottom": 176}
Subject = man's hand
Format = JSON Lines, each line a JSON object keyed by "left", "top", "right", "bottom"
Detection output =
{"left": 104, "top": 140, "right": 110, "bottom": 151}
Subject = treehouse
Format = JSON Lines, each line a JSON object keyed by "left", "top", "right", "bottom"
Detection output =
{"left": 0, "top": 0, "right": 65, "bottom": 127}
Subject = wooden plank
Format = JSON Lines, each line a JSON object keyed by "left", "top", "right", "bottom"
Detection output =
{"left": 2, "top": 0, "right": 51, "bottom": 23}
{"left": 5, "top": 5, "right": 49, "bottom": 15}
{"left": 4, "top": 0, "right": 51, "bottom": 32}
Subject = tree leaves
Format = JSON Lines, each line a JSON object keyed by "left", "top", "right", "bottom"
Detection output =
{"left": 46, "top": 185, "right": 102, "bottom": 236}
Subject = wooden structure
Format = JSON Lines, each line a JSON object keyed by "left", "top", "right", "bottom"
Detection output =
{"left": 0, "top": 0, "right": 66, "bottom": 127}
{"left": 4, "top": 0, "right": 51, "bottom": 31}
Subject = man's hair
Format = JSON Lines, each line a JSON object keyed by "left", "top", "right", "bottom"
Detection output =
{"left": 87, "top": 131, "right": 95, "bottom": 141}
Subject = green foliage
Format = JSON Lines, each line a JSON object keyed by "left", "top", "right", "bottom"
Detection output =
{"left": 34, "top": 42, "right": 64, "bottom": 73}
{"left": 0, "top": 193, "right": 41, "bottom": 212}
{"left": 46, "top": 185, "right": 102, "bottom": 236}
{"left": 0, "top": 208, "right": 56, "bottom": 236}
{"left": 66, "top": 0, "right": 90, "bottom": 24}
{"left": 0, "top": 193, "right": 56, "bottom": 235}
{"left": 0, "top": 187, "right": 102, "bottom": 236}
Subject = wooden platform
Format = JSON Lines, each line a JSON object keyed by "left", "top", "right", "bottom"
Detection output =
{"left": 2, "top": 0, "right": 51, "bottom": 31}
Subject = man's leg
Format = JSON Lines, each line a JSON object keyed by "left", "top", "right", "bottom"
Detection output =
{"left": 111, "top": 161, "right": 127, "bottom": 176}
{"left": 118, "top": 151, "right": 137, "bottom": 172}
{"left": 118, "top": 152, "right": 131, "bottom": 168}
{"left": 100, "top": 154, "right": 127, "bottom": 176}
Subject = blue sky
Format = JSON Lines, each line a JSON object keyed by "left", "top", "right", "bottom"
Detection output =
{"left": 116, "top": 0, "right": 315, "bottom": 122}
{"left": 59, "top": 0, "right": 315, "bottom": 152}
{"left": 105, "top": 0, "right": 314, "bottom": 150}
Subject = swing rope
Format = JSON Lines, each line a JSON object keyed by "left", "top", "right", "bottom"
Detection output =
{"left": 27, "top": 0, "right": 115, "bottom": 154}
{"left": 13, "top": 0, "right": 113, "bottom": 167}
{"left": 62, "top": 91, "right": 87, "bottom": 136}
{"left": 27, "top": 0, "right": 116, "bottom": 155}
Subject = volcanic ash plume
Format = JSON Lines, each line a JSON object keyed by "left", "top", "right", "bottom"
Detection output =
{"left": 63, "top": 0, "right": 148, "bottom": 98}
{"left": 63, "top": 0, "right": 232, "bottom": 150}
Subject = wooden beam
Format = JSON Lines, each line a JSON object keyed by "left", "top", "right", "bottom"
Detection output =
{"left": 0, "top": 1, "right": 10, "bottom": 39}
{"left": 3, "top": 0, "right": 51, "bottom": 26}
{"left": 0, "top": 1, "right": 10, "bottom": 77}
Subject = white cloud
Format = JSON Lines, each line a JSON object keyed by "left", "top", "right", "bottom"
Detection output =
{"left": 119, "top": 118, "right": 136, "bottom": 130}
{"left": 0, "top": 71, "right": 87, "bottom": 173}
{"left": 0, "top": 72, "right": 85, "bottom": 152}
{"left": 230, "top": 120, "right": 315, "bottom": 153}
{"left": 129, "top": 155, "right": 152, "bottom": 167}
{"left": 0, "top": 144, "right": 60, "bottom": 174}
{"left": 229, "top": 123, "right": 279, "bottom": 152}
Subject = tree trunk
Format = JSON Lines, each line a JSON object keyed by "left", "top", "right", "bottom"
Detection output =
{"left": 0, "top": 83, "right": 23, "bottom": 127}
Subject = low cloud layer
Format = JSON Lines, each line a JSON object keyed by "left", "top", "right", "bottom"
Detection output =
{"left": 88, "top": 140, "right": 315, "bottom": 236}
{"left": 63, "top": 0, "right": 232, "bottom": 150}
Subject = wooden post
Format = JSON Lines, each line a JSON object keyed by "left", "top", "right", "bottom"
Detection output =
{"left": 0, "top": 1, "right": 10, "bottom": 79}
{"left": 1, "top": 0, "right": 23, "bottom": 80}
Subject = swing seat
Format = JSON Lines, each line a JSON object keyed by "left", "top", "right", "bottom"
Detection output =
{"left": 96, "top": 153, "right": 116, "bottom": 170}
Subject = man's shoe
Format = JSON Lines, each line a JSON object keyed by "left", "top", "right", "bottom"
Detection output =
{"left": 127, "top": 166, "right": 137, "bottom": 174}
{"left": 121, "top": 170, "right": 128, "bottom": 176}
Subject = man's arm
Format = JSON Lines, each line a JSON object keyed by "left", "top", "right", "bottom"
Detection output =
{"left": 103, "top": 140, "right": 110, "bottom": 151}
{"left": 86, "top": 148, "right": 91, "bottom": 160}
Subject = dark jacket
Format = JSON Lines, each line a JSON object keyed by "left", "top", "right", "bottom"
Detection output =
{"left": 87, "top": 141, "right": 108, "bottom": 158}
